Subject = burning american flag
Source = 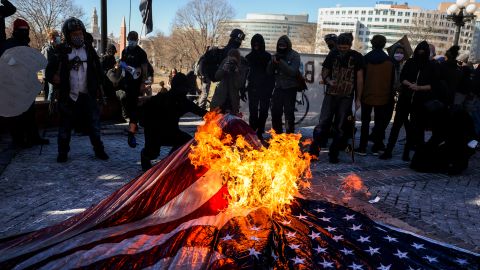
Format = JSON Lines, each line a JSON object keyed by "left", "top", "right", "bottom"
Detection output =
{"left": 0, "top": 113, "right": 478, "bottom": 269}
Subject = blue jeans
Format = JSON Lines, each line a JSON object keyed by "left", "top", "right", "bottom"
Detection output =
{"left": 313, "top": 94, "right": 353, "bottom": 157}
{"left": 58, "top": 93, "right": 103, "bottom": 154}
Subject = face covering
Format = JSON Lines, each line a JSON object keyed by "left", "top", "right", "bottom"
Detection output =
{"left": 327, "top": 43, "right": 336, "bottom": 50}
{"left": 71, "top": 36, "right": 84, "bottom": 47}
{"left": 394, "top": 53, "right": 404, "bottom": 62}
{"left": 55, "top": 36, "right": 61, "bottom": 44}
{"left": 128, "top": 40, "right": 138, "bottom": 47}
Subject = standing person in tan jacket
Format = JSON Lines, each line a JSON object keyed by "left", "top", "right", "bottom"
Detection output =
{"left": 355, "top": 35, "right": 394, "bottom": 156}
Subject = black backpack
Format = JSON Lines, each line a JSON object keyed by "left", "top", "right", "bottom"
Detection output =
{"left": 198, "top": 47, "right": 225, "bottom": 82}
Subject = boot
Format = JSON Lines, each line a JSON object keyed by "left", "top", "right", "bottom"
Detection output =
{"left": 95, "top": 149, "right": 109, "bottom": 160}
{"left": 141, "top": 149, "right": 153, "bottom": 171}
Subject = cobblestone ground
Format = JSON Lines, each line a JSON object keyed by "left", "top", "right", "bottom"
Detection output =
{"left": 0, "top": 117, "right": 479, "bottom": 254}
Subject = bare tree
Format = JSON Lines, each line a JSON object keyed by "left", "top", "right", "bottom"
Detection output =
{"left": 172, "top": 0, "right": 235, "bottom": 63}
{"left": 10, "top": 0, "right": 84, "bottom": 49}
{"left": 295, "top": 24, "right": 317, "bottom": 54}
{"left": 407, "top": 17, "right": 440, "bottom": 46}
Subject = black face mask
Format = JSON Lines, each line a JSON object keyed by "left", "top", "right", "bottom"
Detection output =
{"left": 277, "top": 47, "right": 288, "bottom": 54}
{"left": 13, "top": 30, "right": 30, "bottom": 45}
{"left": 328, "top": 43, "right": 336, "bottom": 50}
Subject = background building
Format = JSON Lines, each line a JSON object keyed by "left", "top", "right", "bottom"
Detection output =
{"left": 315, "top": 1, "right": 479, "bottom": 61}
{"left": 219, "top": 13, "right": 317, "bottom": 53}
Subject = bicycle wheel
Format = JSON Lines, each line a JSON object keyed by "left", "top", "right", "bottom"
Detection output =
{"left": 294, "top": 92, "right": 309, "bottom": 125}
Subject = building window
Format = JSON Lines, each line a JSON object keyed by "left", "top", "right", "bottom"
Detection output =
{"left": 382, "top": 18, "right": 387, "bottom": 22}
{"left": 413, "top": 13, "right": 417, "bottom": 17}
{"left": 342, "top": 11, "right": 346, "bottom": 15}
{"left": 398, "top": 12, "right": 403, "bottom": 16}
{"left": 368, "top": 18, "right": 372, "bottom": 22}
{"left": 376, "top": 10, "right": 380, "bottom": 15}
{"left": 405, "top": 12, "right": 411, "bottom": 16}
{"left": 404, "top": 19, "right": 409, "bottom": 23}
{"left": 383, "top": 10, "right": 388, "bottom": 15}
{"left": 375, "top": 18, "right": 380, "bottom": 22}
{"left": 336, "top": 11, "right": 340, "bottom": 15}
{"left": 427, "top": 14, "right": 432, "bottom": 18}
{"left": 368, "top": 10, "right": 373, "bottom": 15}
{"left": 330, "top": 11, "right": 334, "bottom": 15}
{"left": 359, "top": 31, "right": 364, "bottom": 35}
{"left": 390, "top": 11, "right": 396, "bottom": 16}
{"left": 348, "top": 10, "right": 353, "bottom": 14}
{"left": 361, "top": 17, "right": 365, "bottom": 21}
{"left": 362, "top": 10, "right": 366, "bottom": 15}
{"left": 355, "top": 11, "right": 359, "bottom": 14}
{"left": 390, "top": 18, "right": 394, "bottom": 22}
{"left": 366, "top": 31, "right": 370, "bottom": 35}
{"left": 397, "top": 19, "right": 402, "bottom": 23}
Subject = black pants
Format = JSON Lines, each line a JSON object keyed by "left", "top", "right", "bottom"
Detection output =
{"left": 8, "top": 102, "right": 42, "bottom": 146}
{"left": 386, "top": 92, "right": 413, "bottom": 151}
{"left": 271, "top": 88, "right": 297, "bottom": 134}
{"left": 124, "top": 77, "right": 141, "bottom": 124}
{"left": 313, "top": 94, "right": 353, "bottom": 158}
{"left": 248, "top": 90, "right": 271, "bottom": 134}
{"left": 142, "top": 128, "right": 192, "bottom": 161}
{"left": 57, "top": 94, "right": 103, "bottom": 154}
{"left": 359, "top": 103, "right": 391, "bottom": 149}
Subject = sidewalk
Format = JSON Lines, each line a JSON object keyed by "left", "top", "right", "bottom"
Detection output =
{"left": 0, "top": 117, "right": 478, "bottom": 254}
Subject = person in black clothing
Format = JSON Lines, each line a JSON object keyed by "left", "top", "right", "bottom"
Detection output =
{"left": 100, "top": 44, "right": 118, "bottom": 99}
{"left": 139, "top": 73, "right": 207, "bottom": 170}
{"left": 0, "top": 19, "right": 49, "bottom": 148}
{"left": 0, "top": 0, "right": 15, "bottom": 42}
{"left": 42, "top": 30, "right": 61, "bottom": 102}
{"left": 45, "top": 17, "right": 108, "bottom": 163}
{"left": 309, "top": 33, "right": 364, "bottom": 163}
{"left": 120, "top": 31, "right": 149, "bottom": 148}
{"left": 245, "top": 34, "right": 275, "bottom": 139}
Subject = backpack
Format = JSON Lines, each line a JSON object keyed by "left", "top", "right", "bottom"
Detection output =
{"left": 198, "top": 47, "right": 225, "bottom": 82}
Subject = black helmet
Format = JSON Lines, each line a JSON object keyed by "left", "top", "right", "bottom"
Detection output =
{"left": 230, "top": 29, "right": 245, "bottom": 41}
{"left": 62, "top": 17, "right": 86, "bottom": 42}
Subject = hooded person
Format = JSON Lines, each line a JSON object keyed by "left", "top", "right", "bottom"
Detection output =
{"left": 267, "top": 35, "right": 301, "bottom": 134}
{"left": 0, "top": 18, "right": 49, "bottom": 148}
{"left": 356, "top": 35, "right": 395, "bottom": 156}
{"left": 45, "top": 17, "right": 108, "bottom": 163}
{"left": 245, "top": 34, "right": 275, "bottom": 139}
{"left": 397, "top": 40, "right": 436, "bottom": 160}
{"left": 140, "top": 72, "right": 207, "bottom": 170}
{"left": 324, "top": 33, "right": 338, "bottom": 52}
{"left": 210, "top": 49, "right": 248, "bottom": 115}
{"left": 100, "top": 44, "right": 118, "bottom": 98}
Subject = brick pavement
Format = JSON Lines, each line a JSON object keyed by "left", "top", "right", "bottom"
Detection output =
{"left": 0, "top": 118, "right": 478, "bottom": 254}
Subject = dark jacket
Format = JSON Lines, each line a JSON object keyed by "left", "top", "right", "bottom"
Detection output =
{"left": 267, "top": 35, "right": 301, "bottom": 90}
{"left": 0, "top": 0, "right": 16, "bottom": 42}
{"left": 45, "top": 43, "right": 103, "bottom": 103}
{"left": 0, "top": 36, "right": 27, "bottom": 56}
{"left": 101, "top": 54, "right": 116, "bottom": 73}
{"left": 363, "top": 48, "right": 394, "bottom": 105}
{"left": 140, "top": 88, "right": 206, "bottom": 132}
{"left": 388, "top": 43, "right": 405, "bottom": 92}
{"left": 245, "top": 34, "right": 275, "bottom": 97}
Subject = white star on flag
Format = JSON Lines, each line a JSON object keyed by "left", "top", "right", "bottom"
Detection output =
{"left": 320, "top": 216, "right": 331, "bottom": 222}
{"left": 340, "top": 247, "right": 354, "bottom": 255}
{"left": 351, "top": 224, "right": 362, "bottom": 231}
{"left": 250, "top": 226, "right": 261, "bottom": 231}
{"left": 295, "top": 213, "right": 308, "bottom": 220}
{"left": 423, "top": 255, "right": 438, "bottom": 263}
{"left": 314, "top": 246, "right": 327, "bottom": 254}
{"left": 377, "top": 264, "right": 391, "bottom": 270}
{"left": 289, "top": 243, "right": 301, "bottom": 250}
{"left": 249, "top": 236, "right": 260, "bottom": 241}
{"left": 365, "top": 246, "right": 380, "bottom": 256}
{"left": 332, "top": 235, "right": 344, "bottom": 242}
{"left": 325, "top": 226, "right": 337, "bottom": 232}
{"left": 281, "top": 220, "right": 291, "bottom": 225}
{"left": 285, "top": 231, "right": 296, "bottom": 238}
{"left": 319, "top": 258, "right": 334, "bottom": 268}
{"left": 308, "top": 231, "right": 321, "bottom": 239}
{"left": 455, "top": 258, "right": 468, "bottom": 265}
{"left": 358, "top": 236, "right": 370, "bottom": 243}
{"left": 348, "top": 262, "right": 364, "bottom": 270}
{"left": 314, "top": 208, "right": 326, "bottom": 213}
{"left": 384, "top": 235, "right": 398, "bottom": 242}
{"left": 221, "top": 234, "right": 233, "bottom": 241}
{"left": 248, "top": 248, "right": 261, "bottom": 259}
{"left": 394, "top": 249, "right": 408, "bottom": 259}
{"left": 343, "top": 214, "right": 355, "bottom": 221}
{"left": 290, "top": 256, "right": 305, "bottom": 265}
{"left": 411, "top": 242, "right": 425, "bottom": 250}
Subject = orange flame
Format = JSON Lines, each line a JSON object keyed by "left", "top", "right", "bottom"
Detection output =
{"left": 340, "top": 173, "right": 365, "bottom": 194}
{"left": 189, "top": 112, "right": 312, "bottom": 215}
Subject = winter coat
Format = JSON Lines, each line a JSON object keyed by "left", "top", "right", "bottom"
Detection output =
{"left": 362, "top": 49, "right": 394, "bottom": 106}
{"left": 267, "top": 35, "right": 301, "bottom": 91}
{"left": 245, "top": 34, "right": 275, "bottom": 98}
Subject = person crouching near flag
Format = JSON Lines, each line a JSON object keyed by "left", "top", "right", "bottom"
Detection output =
{"left": 45, "top": 17, "right": 108, "bottom": 163}
{"left": 139, "top": 73, "right": 207, "bottom": 171}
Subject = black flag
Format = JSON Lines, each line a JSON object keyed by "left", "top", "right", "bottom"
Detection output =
{"left": 139, "top": 0, "right": 153, "bottom": 35}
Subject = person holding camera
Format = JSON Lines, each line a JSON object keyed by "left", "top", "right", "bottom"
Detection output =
{"left": 210, "top": 49, "right": 247, "bottom": 115}
{"left": 267, "top": 35, "right": 301, "bottom": 134}
{"left": 45, "top": 17, "right": 108, "bottom": 163}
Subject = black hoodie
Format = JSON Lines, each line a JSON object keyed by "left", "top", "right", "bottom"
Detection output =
{"left": 267, "top": 35, "right": 301, "bottom": 90}
{"left": 245, "top": 34, "right": 274, "bottom": 96}
{"left": 400, "top": 41, "right": 435, "bottom": 88}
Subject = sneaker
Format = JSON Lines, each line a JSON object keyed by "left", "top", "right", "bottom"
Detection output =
{"left": 354, "top": 147, "right": 367, "bottom": 156}
{"left": 329, "top": 155, "right": 340, "bottom": 164}
{"left": 141, "top": 149, "right": 153, "bottom": 171}
{"left": 57, "top": 153, "right": 68, "bottom": 163}
{"left": 128, "top": 132, "right": 137, "bottom": 148}
{"left": 371, "top": 144, "right": 385, "bottom": 156}
{"left": 379, "top": 150, "right": 392, "bottom": 160}
{"left": 95, "top": 149, "right": 109, "bottom": 160}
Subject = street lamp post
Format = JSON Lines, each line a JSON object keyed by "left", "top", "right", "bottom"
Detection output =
{"left": 446, "top": 0, "right": 477, "bottom": 46}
